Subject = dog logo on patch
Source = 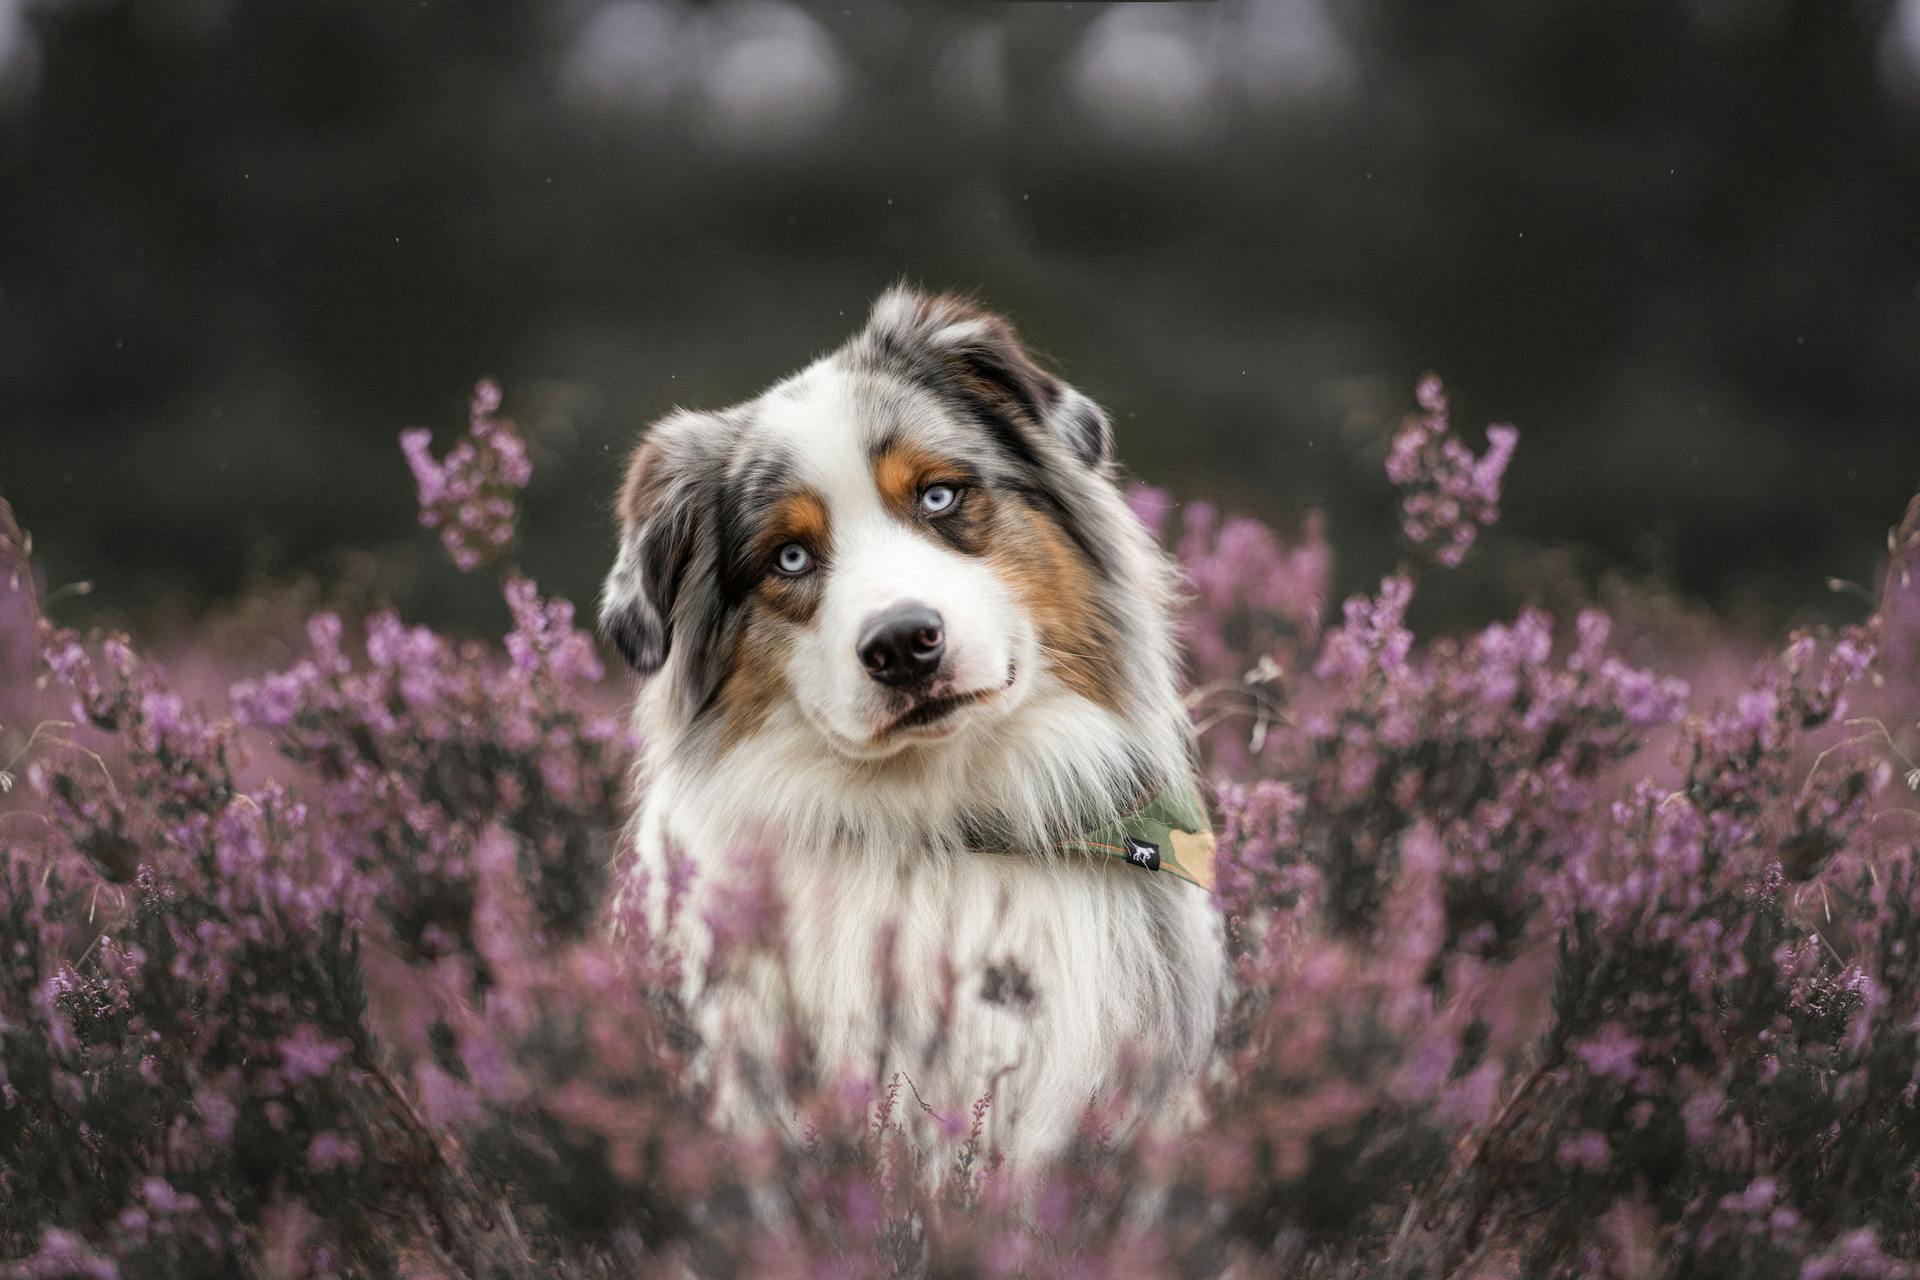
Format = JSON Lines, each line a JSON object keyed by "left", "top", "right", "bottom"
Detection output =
{"left": 1122, "top": 836, "right": 1161, "bottom": 871}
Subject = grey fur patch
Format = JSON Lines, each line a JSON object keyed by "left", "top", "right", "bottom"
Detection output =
{"left": 843, "top": 287, "right": 1122, "bottom": 580}
{"left": 852, "top": 286, "right": 1116, "bottom": 470}
{"left": 600, "top": 409, "right": 745, "bottom": 718}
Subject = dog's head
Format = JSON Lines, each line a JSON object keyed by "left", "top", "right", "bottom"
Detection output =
{"left": 601, "top": 287, "right": 1150, "bottom": 762}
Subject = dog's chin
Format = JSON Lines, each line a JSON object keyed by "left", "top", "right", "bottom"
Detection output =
{"left": 811, "top": 665, "right": 1020, "bottom": 763}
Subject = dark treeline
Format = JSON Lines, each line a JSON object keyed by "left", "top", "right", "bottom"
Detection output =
{"left": 3, "top": 0, "right": 1917, "bottom": 629}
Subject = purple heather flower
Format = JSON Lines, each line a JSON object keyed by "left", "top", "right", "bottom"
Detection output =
{"left": 7, "top": 377, "right": 1920, "bottom": 1277}
{"left": 1556, "top": 1130, "right": 1611, "bottom": 1171}
{"left": 1385, "top": 376, "right": 1518, "bottom": 568}
{"left": 277, "top": 1026, "right": 347, "bottom": 1083}
{"left": 400, "top": 379, "right": 533, "bottom": 573}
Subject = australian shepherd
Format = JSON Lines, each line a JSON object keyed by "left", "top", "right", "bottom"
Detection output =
{"left": 600, "top": 287, "right": 1225, "bottom": 1164}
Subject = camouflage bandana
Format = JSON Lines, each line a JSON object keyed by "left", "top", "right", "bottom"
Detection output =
{"left": 1052, "top": 778, "right": 1217, "bottom": 892}
{"left": 962, "top": 778, "right": 1218, "bottom": 893}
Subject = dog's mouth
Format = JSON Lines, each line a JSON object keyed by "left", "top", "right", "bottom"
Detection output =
{"left": 875, "top": 665, "right": 1016, "bottom": 742}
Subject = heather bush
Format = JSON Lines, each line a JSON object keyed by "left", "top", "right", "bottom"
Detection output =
{"left": 1, "top": 382, "right": 1915, "bottom": 1279}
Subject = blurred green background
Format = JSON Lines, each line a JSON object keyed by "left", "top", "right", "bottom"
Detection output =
{"left": 3, "top": 0, "right": 1917, "bottom": 632}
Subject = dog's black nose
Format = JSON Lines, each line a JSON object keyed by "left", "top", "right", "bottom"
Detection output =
{"left": 857, "top": 605, "right": 945, "bottom": 687}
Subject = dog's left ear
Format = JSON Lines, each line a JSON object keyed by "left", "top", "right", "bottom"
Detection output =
{"left": 601, "top": 435, "right": 686, "bottom": 677}
{"left": 600, "top": 411, "right": 725, "bottom": 685}
{"left": 864, "top": 287, "right": 1115, "bottom": 469}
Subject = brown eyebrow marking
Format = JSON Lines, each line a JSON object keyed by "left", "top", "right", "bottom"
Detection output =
{"left": 872, "top": 439, "right": 955, "bottom": 517}
{"left": 762, "top": 490, "right": 830, "bottom": 554}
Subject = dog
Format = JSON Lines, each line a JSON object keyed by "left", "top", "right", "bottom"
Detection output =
{"left": 600, "top": 287, "right": 1225, "bottom": 1165}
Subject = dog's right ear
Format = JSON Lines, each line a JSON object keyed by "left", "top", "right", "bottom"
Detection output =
{"left": 862, "top": 286, "right": 1115, "bottom": 471}
{"left": 600, "top": 415, "right": 707, "bottom": 677}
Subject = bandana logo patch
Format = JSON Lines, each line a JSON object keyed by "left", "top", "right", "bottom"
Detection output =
{"left": 1122, "top": 836, "right": 1161, "bottom": 871}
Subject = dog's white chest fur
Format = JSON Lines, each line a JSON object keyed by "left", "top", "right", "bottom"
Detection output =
{"left": 632, "top": 726, "right": 1225, "bottom": 1163}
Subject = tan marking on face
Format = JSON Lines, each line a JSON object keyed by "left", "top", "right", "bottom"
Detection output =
{"left": 872, "top": 442, "right": 993, "bottom": 555}
{"left": 987, "top": 502, "right": 1118, "bottom": 708}
{"left": 712, "top": 609, "right": 791, "bottom": 748}
{"left": 763, "top": 491, "right": 829, "bottom": 557}
{"left": 756, "top": 490, "right": 830, "bottom": 626}
{"left": 873, "top": 441, "right": 951, "bottom": 518}
{"left": 711, "top": 491, "right": 829, "bottom": 747}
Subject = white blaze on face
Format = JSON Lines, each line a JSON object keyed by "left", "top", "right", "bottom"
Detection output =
{"left": 758, "top": 366, "right": 1036, "bottom": 756}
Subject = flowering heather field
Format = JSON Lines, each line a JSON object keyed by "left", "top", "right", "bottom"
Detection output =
{"left": 3, "top": 382, "right": 1918, "bottom": 1280}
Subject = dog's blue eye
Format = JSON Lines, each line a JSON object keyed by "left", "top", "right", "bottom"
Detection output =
{"left": 774, "top": 543, "right": 812, "bottom": 576}
{"left": 920, "top": 484, "right": 959, "bottom": 516}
